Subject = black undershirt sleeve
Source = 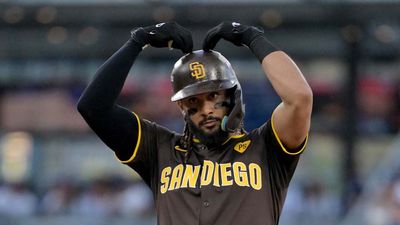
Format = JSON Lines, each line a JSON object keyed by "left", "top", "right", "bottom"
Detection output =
{"left": 77, "top": 39, "right": 142, "bottom": 160}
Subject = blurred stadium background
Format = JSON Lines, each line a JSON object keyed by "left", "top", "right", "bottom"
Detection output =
{"left": 0, "top": 0, "right": 400, "bottom": 225}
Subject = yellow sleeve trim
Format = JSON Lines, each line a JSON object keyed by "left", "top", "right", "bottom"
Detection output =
{"left": 118, "top": 112, "right": 142, "bottom": 164}
{"left": 271, "top": 112, "right": 308, "bottom": 156}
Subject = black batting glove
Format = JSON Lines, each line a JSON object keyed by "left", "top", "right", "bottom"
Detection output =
{"left": 131, "top": 22, "right": 193, "bottom": 54}
{"left": 202, "top": 22, "right": 263, "bottom": 49}
{"left": 203, "top": 22, "right": 277, "bottom": 62}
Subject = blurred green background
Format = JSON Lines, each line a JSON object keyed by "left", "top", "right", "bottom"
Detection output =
{"left": 0, "top": 0, "right": 399, "bottom": 225}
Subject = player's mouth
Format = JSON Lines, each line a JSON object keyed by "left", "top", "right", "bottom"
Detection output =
{"left": 203, "top": 119, "right": 217, "bottom": 126}
{"left": 199, "top": 116, "right": 221, "bottom": 129}
{"left": 200, "top": 118, "right": 220, "bottom": 128}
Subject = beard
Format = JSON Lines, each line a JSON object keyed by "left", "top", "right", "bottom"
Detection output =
{"left": 187, "top": 116, "right": 229, "bottom": 148}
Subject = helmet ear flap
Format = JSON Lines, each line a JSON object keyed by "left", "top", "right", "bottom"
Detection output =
{"left": 177, "top": 101, "right": 186, "bottom": 116}
{"left": 221, "top": 87, "right": 245, "bottom": 132}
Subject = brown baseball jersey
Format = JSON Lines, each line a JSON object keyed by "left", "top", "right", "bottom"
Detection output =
{"left": 117, "top": 112, "right": 307, "bottom": 225}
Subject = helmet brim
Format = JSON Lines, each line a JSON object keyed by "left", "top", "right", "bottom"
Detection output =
{"left": 171, "top": 79, "right": 237, "bottom": 102}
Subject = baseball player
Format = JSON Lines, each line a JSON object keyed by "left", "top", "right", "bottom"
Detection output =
{"left": 77, "top": 21, "right": 312, "bottom": 225}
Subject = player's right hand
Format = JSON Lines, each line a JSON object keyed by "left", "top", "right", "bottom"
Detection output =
{"left": 131, "top": 22, "right": 193, "bottom": 53}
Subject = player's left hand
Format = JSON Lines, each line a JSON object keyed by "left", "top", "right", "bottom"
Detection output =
{"left": 202, "top": 22, "right": 264, "bottom": 51}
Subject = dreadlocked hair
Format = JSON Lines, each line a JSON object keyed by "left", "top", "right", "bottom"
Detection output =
{"left": 180, "top": 122, "right": 193, "bottom": 164}
{"left": 180, "top": 122, "right": 192, "bottom": 149}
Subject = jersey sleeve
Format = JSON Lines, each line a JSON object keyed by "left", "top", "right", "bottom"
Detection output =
{"left": 257, "top": 113, "right": 308, "bottom": 189}
{"left": 113, "top": 112, "right": 174, "bottom": 190}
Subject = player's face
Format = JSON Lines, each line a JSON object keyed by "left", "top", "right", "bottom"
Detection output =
{"left": 179, "top": 90, "right": 229, "bottom": 135}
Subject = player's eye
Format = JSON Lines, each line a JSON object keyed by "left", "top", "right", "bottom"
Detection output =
{"left": 188, "top": 97, "right": 198, "bottom": 105}
{"left": 187, "top": 108, "right": 198, "bottom": 115}
{"left": 209, "top": 92, "right": 219, "bottom": 100}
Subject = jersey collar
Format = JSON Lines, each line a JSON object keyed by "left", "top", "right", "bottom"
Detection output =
{"left": 221, "top": 133, "right": 246, "bottom": 145}
{"left": 174, "top": 133, "right": 247, "bottom": 153}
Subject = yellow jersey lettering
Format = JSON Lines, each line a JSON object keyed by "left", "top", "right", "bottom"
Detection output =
{"left": 181, "top": 165, "right": 201, "bottom": 188}
{"left": 160, "top": 167, "right": 171, "bottom": 194}
{"left": 220, "top": 163, "right": 233, "bottom": 186}
{"left": 233, "top": 162, "right": 250, "bottom": 187}
{"left": 200, "top": 160, "right": 214, "bottom": 187}
{"left": 168, "top": 164, "right": 184, "bottom": 191}
{"left": 160, "top": 161, "right": 263, "bottom": 193}
{"left": 249, "top": 163, "right": 262, "bottom": 190}
{"left": 213, "top": 162, "right": 220, "bottom": 187}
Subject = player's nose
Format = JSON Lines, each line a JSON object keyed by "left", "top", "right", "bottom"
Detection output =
{"left": 199, "top": 100, "right": 215, "bottom": 115}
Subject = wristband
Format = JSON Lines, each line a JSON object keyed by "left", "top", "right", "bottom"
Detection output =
{"left": 249, "top": 35, "right": 278, "bottom": 62}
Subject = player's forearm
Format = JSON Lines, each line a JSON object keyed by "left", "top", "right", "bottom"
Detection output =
{"left": 261, "top": 51, "right": 312, "bottom": 108}
{"left": 77, "top": 39, "right": 142, "bottom": 115}
{"left": 245, "top": 29, "right": 312, "bottom": 107}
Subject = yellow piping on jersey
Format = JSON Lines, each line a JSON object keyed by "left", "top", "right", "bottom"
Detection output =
{"left": 175, "top": 146, "right": 188, "bottom": 153}
{"left": 118, "top": 112, "right": 142, "bottom": 163}
{"left": 271, "top": 112, "right": 308, "bottom": 155}
{"left": 192, "top": 135, "right": 244, "bottom": 145}
{"left": 222, "top": 134, "right": 245, "bottom": 145}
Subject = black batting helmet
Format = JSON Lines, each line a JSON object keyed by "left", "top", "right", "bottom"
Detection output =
{"left": 170, "top": 50, "right": 245, "bottom": 132}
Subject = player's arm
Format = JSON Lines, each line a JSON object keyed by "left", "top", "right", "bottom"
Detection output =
{"left": 260, "top": 51, "right": 312, "bottom": 149}
{"left": 77, "top": 22, "right": 193, "bottom": 159}
{"left": 203, "top": 22, "right": 312, "bottom": 149}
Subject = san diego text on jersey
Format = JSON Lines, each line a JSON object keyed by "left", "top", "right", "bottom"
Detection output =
{"left": 160, "top": 160, "right": 263, "bottom": 193}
